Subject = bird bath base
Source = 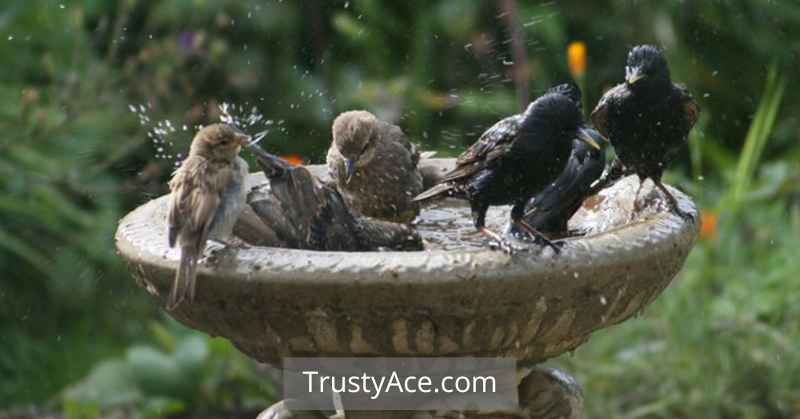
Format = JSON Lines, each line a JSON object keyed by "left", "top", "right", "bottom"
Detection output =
{"left": 115, "top": 159, "right": 698, "bottom": 418}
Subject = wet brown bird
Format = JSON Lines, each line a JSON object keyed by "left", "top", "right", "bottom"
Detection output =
{"left": 166, "top": 123, "right": 250, "bottom": 310}
{"left": 247, "top": 143, "right": 423, "bottom": 251}
{"left": 327, "top": 111, "right": 424, "bottom": 223}
{"left": 591, "top": 45, "right": 699, "bottom": 218}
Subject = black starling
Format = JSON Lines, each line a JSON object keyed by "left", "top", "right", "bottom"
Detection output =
{"left": 327, "top": 110, "right": 424, "bottom": 223}
{"left": 521, "top": 129, "right": 607, "bottom": 236}
{"left": 517, "top": 83, "right": 607, "bottom": 236}
{"left": 245, "top": 143, "right": 423, "bottom": 251}
{"left": 413, "top": 92, "right": 601, "bottom": 252}
{"left": 591, "top": 45, "right": 699, "bottom": 218}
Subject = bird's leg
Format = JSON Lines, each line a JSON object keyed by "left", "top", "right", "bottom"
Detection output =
{"left": 654, "top": 180, "right": 693, "bottom": 221}
{"left": 587, "top": 158, "right": 627, "bottom": 197}
{"left": 629, "top": 175, "right": 647, "bottom": 221}
{"left": 472, "top": 203, "right": 514, "bottom": 254}
{"left": 511, "top": 202, "right": 563, "bottom": 253}
{"left": 517, "top": 220, "right": 564, "bottom": 253}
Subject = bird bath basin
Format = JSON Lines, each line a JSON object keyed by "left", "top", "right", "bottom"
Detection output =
{"left": 115, "top": 158, "right": 698, "bottom": 419}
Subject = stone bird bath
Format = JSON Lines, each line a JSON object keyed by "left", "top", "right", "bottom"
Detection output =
{"left": 115, "top": 158, "right": 698, "bottom": 419}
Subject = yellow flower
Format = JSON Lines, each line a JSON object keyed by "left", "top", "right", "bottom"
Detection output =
{"left": 567, "top": 41, "right": 587, "bottom": 78}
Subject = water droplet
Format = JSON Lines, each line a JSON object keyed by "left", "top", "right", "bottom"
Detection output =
{"left": 59, "top": 3, "right": 65, "bottom": 9}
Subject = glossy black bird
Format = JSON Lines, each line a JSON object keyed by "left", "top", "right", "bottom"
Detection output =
{"left": 519, "top": 83, "right": 606, "bottom": 236}
{"left": 546, "top": 82, "right": 582, "bottom": 109}
{"left": 521, "top": 129, "right": 607, "bottom": 236}
{"left": 413, "top": 92, "right": 601, "bottom": 252}
{"left": 591, "top": 45, "right": 699, "bottom": 218}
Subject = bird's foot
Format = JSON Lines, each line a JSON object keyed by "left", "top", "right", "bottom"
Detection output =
{"left": 669, "top": 204, "right": 695, "bottom": 223}
{"left": 209, "top": 237, "right": 250, "bottom": 250}
{"left": 566, "top": 228, "right": 590, "bottom": 238}
{"left": 515, "top": 221, "right": 564, "bottom": 254}
{"left": 488, "top": 238, "right": 518, "bottom": 254}
{"left": 654, "top": 182, "right": 696, "bottom": 223}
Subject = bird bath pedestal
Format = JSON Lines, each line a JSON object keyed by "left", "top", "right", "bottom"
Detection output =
{"left": 115, "top": 159, "right": 698, "bottom": 419}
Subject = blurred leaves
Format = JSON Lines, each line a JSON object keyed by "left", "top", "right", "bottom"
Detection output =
{"left": 62, "top": 323, "right": 274, "bottom": 419}
{"left": 0, "top": 0, "right": 799, "bottom": 417}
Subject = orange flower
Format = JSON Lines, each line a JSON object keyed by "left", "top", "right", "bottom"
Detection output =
{"left": 567, "top": 41, "right": 587, "bottom": 78}
{"left": 280, "top": 154, "right": 304, "bottom": 166}
{"left": 699, "top": 210, "right": 718, "bottom": 241}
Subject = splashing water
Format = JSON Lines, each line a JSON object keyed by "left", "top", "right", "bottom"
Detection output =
{"left": 130, "top": 101, "right": 284, "bottom": 166}
{"left": 218, "top": 102, "right": 277, "bottom": 146}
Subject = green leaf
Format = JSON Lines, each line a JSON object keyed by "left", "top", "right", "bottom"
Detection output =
{"left": 62, "top": 359, "right": 142, "bottom": 408}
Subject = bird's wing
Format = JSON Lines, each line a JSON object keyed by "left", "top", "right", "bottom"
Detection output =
{"left": 444, "top": 114, "right": 521, "bottom": 182}
{"left": 590, "top": 83, "right": 628, "bottom": 139}
{"left": 530, "top": 142, "right": 604, "bottom": 215}
{"left": 167, "top": 157, "right": 229, "bottom": 248}
{"left": 674, "top": 84, "right": 700, "bottom": 131}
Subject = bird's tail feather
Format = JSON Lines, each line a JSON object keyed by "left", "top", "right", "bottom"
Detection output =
{"left": 413, "top": 182, "right": 455, "bottom": 204}
{"left": 167, "top": 248, "right": 198, "bottom": 310}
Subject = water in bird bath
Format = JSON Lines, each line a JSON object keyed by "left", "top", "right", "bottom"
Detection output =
{"left": 413, "top": 176, "right": 676, "bottom": 252}
{"left": 413, "top": 201, "right": 509, "bottom": 251}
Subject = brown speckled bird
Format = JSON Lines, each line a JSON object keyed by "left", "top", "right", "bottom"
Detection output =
{"left": 247, "top": 142, "right": 423, "bottom": 251}
{"left": 166, "top": 123, "right": 250, "bottom": 310}
{"left": 327, "top": 111, "right": 424, "bottom": 223}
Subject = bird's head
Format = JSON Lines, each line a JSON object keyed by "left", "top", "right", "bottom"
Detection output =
{"left": 190, "top": 123, "right": 250, "bottom": 161}
{"left": 625, "top": 45, "right": 671, "bottom": 91}
{"left": 546, "top": 82, "right": 582, "bottom": 110}
{"left": 331, "top": 110, "right": 378, "bottom": 183}
{"left": 522, "top": 93, "right": 603, "bottom": 152}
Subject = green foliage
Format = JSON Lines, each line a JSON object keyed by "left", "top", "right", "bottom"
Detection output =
{"left": 1, "top": 0, "right": 800, "bottom": 417}
{"left": 62, "top": 322, "right": 275, "bottom": 419}
{"left": 729, "top": 64, "right": 787, "bottom": 210}
{"left": 561, "top": 202, "right": 800, "bottom": 418}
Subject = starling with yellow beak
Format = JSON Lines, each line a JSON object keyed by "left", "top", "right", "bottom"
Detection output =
{"left": 591, "top": 45, "right": 699, "bottom": 218}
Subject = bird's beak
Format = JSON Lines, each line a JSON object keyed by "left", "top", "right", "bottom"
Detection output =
{"left": 234, "top": 132, "right": 252, "bottom": 146}
{"left": 344, "top": 158, "right": 356, "bottom": 184}
{"left": 577, "top": 127, "right": 604, "bottom": 150}
{"left": 625, "top": 66, "right": 646, "bottom": 85}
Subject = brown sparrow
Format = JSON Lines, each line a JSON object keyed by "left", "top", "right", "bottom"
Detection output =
{"left": 166, "top": 123, "right": 250, "bottom": 310}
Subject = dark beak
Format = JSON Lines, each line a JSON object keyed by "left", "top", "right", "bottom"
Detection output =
{"left": 625, "top": 66, "right": 646, "bottom": 85}
{"left": 577, "top": 127, "right": 604, "bottom": 150}
{"left": 344, "top": 158, "right": 356, "bottom": 184}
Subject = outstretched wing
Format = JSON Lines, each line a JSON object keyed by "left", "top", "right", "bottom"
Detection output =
{"left": 444, "top": 114, "right": 523, "bottom": 182}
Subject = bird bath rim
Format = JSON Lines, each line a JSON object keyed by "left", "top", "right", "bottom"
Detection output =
{"left": 115, "top": 158, "right": 699, "bottom": 366}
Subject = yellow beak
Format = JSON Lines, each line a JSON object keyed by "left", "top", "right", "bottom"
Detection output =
{"left": 625, "top": 66, "right": 646, "bottom": 85}
{"left": 577, "top": 127, "right": 604, "bottom": 150}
